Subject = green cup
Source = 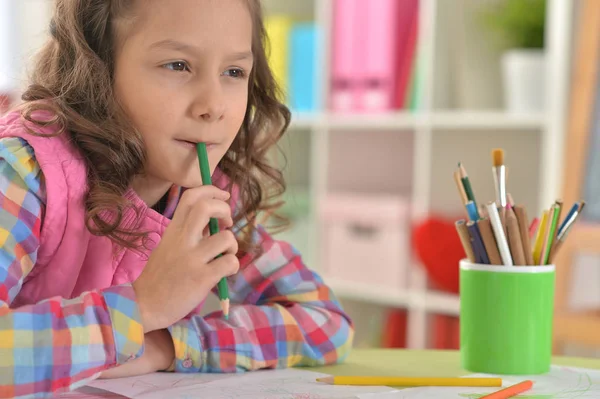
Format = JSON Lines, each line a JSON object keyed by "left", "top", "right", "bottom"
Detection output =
{"left": 460, "top": 259, "right": 555, "bottom": 375}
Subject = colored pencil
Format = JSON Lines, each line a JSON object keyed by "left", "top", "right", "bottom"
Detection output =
{"left": 456, "top": 220, "right": 476, "bottom": 262}
{"left": 316, "top": 376, "right": 503, "bottom": 387}
{"left": 541, "top": 204, "right": 560, "bottom": 265}
{"left": 513, "top": 205, "right": 534, "bottom": 265}
{"left": 480, "top": 380, "right": 533, "bottom": 399}
{"left": 459, "top": 163, "right": 478, "bottom": 207}
{"left": 486, "top": 202, "right": 513, "bottom": 266}
{"left": 554, "top": 200, "right": 564, "bottom": 232}
{"left": 506, "top": 193, "right": 515, "bottom": 209}
{"left": 529, "top": 217, "right": 540, "bottom": 239}
{"left": 466, "top": 201, "right": 480, "bottom": 221}
{"left": 478, "top": 218, "right": 503, "bottom": 265}
{"left": 506, "top": 208, "right": 526, "bottom": 265}
{"left": 467, "top": 221, "right": 489, "bottom": 264}
{"left": 533, "top": 210, "right": 549, "bottom": 265}
{"left": 196, "top": 142, "right": 230, "bottom": 319}
{"left": 454, "top": 170, "right": 468, "bottom": 205}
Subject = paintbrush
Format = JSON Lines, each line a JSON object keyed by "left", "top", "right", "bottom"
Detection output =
{"left": 492, "top": 149, "right": 506, "bottom": 207}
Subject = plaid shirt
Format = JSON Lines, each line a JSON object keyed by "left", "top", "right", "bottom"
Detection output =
{"left": 0, "top": 137, "right": 354, "bottom": 399}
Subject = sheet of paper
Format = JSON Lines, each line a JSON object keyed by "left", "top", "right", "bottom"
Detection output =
{"left": 86, "top": 372, "right": 233, "bottom": 398}
{"left": 356, "top": 365, "right": 600, "bottom": 399}
{"left": 58, "top": 385, "right": 129, "bottom": 398}
{"left": 86, "top": 369, "right": 396, "bottom": 399}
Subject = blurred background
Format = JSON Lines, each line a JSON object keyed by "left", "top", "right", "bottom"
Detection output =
{"left": 2, "top": 0, "right": 600, "bottom": 358}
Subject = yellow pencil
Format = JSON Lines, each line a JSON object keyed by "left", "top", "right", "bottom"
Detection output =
{"left": 316, "top": 376, "right": 502, "bottom": 387}
{"left": 532, "top": 210, "right": 549, "bottom": 264}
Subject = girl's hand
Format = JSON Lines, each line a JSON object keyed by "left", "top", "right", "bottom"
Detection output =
{"left": 132, "top": 186, "right": 239, "bottom": 333}
{"left": 99, "top": 329, "right": 174, "bottom": 379}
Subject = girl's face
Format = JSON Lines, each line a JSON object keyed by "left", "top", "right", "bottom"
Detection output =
{"left": 113, "top": 0, "right": 253, "bottom": 203}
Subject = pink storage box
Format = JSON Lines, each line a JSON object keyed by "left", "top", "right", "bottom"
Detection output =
{"left": 318, "top": 193, "right": 411, "bottom": 291}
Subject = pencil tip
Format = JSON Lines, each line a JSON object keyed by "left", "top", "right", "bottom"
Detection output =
{"left": 316, "top": 377, "right": 334, "bottom": 384}
{"left": 221, "top": 298, "right": 230, "bottom": 320}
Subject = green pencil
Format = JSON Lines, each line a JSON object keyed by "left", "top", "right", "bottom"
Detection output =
{"left": 541, "top": 204, "right": 561, "bottom": 265}
{"left": 196, "top": 142, "right": 230, "bottom": 319}
{"left": 458, "top": 163, "right": 477, "bottom": 205}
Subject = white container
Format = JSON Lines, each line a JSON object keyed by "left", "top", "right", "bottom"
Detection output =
{"left": 318, "top": 193, "right": 411, "bottom": 291}
{"left": 501, "top": 49, "right": 546, "bottom": 113}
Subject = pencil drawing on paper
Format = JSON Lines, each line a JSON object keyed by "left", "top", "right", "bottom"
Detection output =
{"left": 458, "top": 369, "right": 600, "bottom": 399}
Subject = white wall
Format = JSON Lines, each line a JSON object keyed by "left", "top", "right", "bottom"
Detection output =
{"left": 0, "top": 0, "right": 18, "bottom": 93}
{"left": 1, "top": 0, "right": 52, "bottom": 95}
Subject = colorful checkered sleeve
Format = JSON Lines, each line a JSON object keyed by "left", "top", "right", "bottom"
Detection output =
{"left": 168, "top": 225, "right": 354, "bottom": 373}
{"left": 0, "top": 138, "right": 144, "bottom": 399}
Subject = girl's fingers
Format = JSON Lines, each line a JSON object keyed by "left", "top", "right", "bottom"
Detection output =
{"left": 171, "top": 186, "right": 230, "bottom": 226}
{"left": 196, "top": 229, "right": 239, "bottom": 263}
{"left": 206, "top": 254, "right": 240, "bottom": 282}
{"left": 183, "top": 199, "right": 233, "bottom": 240}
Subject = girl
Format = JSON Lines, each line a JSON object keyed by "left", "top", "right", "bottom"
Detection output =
{"left": 0, "top": 0, "right": 354, "bottom": 397}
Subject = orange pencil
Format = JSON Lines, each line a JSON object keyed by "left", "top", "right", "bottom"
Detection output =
{"left": 480, "top": 380, "right": 533, "bottom": 399}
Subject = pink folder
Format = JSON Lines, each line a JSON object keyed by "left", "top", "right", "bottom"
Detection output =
{"left": 331, "top": 0, "right": 363, "bottom": 112}
{"left": 360, "top": 0, "right": 399, "bottom": 112}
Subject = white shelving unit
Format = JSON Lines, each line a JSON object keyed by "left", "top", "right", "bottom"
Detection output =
{"left": 267, "top": 0, "right": 573, "bottom": 349}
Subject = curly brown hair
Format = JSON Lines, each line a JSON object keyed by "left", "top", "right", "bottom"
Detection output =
{"left": 20, "top": 0, "right": 290, "bottom": 254}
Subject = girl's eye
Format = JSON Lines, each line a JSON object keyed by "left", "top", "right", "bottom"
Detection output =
{"left": 223, "top": 68, "right": 246, "bottom": 79}
{"left": 163, "top": 61, "right": 190, "bottom": 72}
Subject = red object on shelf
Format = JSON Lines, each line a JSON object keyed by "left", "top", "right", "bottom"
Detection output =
{"left": 431, "top": 314, "right": 460, "bottom": 349}
{"left": 381, "top": 309, "right": 407, "bottom": 348}
{"left": 411, "top": 216, "right": 464, "bottom": 294}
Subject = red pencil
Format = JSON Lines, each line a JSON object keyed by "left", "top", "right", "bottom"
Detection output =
{"left": 480, "top": 380, "right": 533, "bottom": 399}
{"left": 529, "top": 218, "right": 540, "bottom": 239}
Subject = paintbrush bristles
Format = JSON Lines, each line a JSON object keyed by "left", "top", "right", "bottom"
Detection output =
{"left": 492, "top": 149, "right": 504, "bottom": 167}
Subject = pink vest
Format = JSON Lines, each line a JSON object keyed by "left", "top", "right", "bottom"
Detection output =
{"left": 0, "top": 111, "right": 229, "bottom": 307}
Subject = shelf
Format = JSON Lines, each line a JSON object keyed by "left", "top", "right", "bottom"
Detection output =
{"left": 288, "top": 111, "right": 545, "bottom": 131}
{"left": 430, "top": 111, "right": 546, "bottom": 130}
{"left": 326, "top": 112, "right": 420, "bottom": 130}
{"left": 324, "top": 276, "right": 460, "bottom": 316}
{"left": 325, "top": 277, "right": 411, "bottom": 307}
{"left": 289, "top": 112, "right": 322, "bottom": 129}
{"left": 288, "top": 111, "right": 418, "bottom": 130}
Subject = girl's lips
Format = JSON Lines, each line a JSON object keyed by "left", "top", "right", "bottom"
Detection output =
{"left": 176, "top": 140, "right": 215, "bottom": 150}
